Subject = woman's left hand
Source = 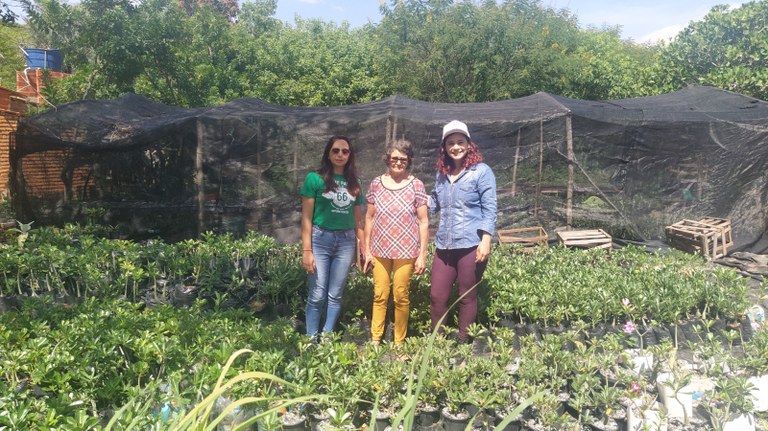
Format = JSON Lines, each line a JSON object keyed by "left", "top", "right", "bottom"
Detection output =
{"left": 475, "top": 239, "right": 491, "bottom": 262}
{"left": 414, "top": 254, "right": 427, "bottom": 274}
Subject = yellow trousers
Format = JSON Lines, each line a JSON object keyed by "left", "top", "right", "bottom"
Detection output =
{"left": 371, "top": 256, "right": 415, "bottom": 345}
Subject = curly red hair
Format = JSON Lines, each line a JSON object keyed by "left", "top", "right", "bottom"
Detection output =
{"left": 436, "top": 140, "right": 484, "bottom": 176}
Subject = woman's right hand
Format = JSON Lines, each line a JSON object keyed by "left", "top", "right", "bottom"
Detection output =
{"left": 364, "top": 252, "right": 374, "bottom": 274}
{"left": 302, "top": 250, "right": 316, "bottom": 274}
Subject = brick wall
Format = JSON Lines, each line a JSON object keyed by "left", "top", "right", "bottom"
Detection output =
{"left": 0, "top": 86, "right": 28, "bottom": 114}
{"left": 2, "top": 71, "right": 70, "bottom": 200}
{"left": 0, "top": 111, "right": 19, "bottom": 199}
{"left": 16, "top": 69, "right": 69, "bottom": 104}
{"left": 18, "top": 150, "right": 90, "bottom": 199}
{"left": 0, "top": 85, "right": 27, "bottom": 199}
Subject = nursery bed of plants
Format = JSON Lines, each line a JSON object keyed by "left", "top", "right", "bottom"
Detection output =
{"left": 0, "top": 224, "right": 766, "bottom": 430}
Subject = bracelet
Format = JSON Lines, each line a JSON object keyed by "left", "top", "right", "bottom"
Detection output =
{"left": 302, "top": 249, "right": 312, "bottom": 252}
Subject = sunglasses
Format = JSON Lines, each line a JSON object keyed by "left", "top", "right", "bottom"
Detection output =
{"left": 331, "top": 148, "right": 350, "bottom": 155}
{"left": 389, "top": 157, "right": 409, "bottom": 165}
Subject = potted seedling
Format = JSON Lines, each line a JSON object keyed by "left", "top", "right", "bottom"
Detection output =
{"left": 586, "top": 385, "right": 623, "bottom": 431}
{"left": 369, "top": 358, "right": 406, "bottom": 431}
{"left": 567, "top": 372, "right": 600, "bottom": 423}
{"left": 414, "top": 366, "right": 441, "bottom": 428}
{"left": 655, "top": 367, "right": 693, "bottom": 425}
{"left": 651, "top": 343, "right": 694, "bottom": 425}
{"left": 701, "top": 375, "right": 756, "bottom": 431}
{"left": 522, "top": 389, "right": 578, "bottom": 431}
{"left": 735, "top": 327, "right": 768, "bottom": 412}
{"left": 315, "top": 403, "right": 355, "bottom": 431}
{"left": 623, "top": 379, "right": 666, "bottom": 431}
{"left": 438, "top": 366, "right": 472, "bottom": 431}
{"left": 279, "top": 407, "right": 308, "bottom": 431}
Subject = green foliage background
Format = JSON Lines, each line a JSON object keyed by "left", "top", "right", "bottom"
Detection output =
{"left": 3, "top": 0, "right": 767, "bottom": 107}
{"left": 0, "top": 24, "right": 28, "bottom": 88}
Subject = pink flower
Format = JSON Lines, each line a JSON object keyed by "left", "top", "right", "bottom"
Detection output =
{"left": 629, "top": 381, "right": 642, "bottom": 397}
{"left": 623, "top": 321, "right": 636, "bottom": 334}
{"left": 622, "top": 298, "right": 631, "bottom": 307}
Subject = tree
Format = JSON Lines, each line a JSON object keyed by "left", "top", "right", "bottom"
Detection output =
{"left": 236, "top": 0, "right": 279, "bottom": 36}
{"left": 22, "top": 0, "right": 387, "bottom": 107}
{"left": 236, "top": 17, "right": 387, "bottom": 106}
{"left": 375, "top": 0, "right": 603, "bottom": 102}
{"left": 0, "top": 23, "right": 30, "bottom": 87}
{"left": 572, "top": 27, "right": 659, "bottom": 100}
{"left": 654, "top": 2, "right": 768, "bottom": 100}
{"left": 1, "top": 1, "right": 16, "bottom": 23}
{"left": 19, "top": 0, "right": 670, "bottom": 108}
{"left": 176, "top": 0, "right": 239, "bottom": 22}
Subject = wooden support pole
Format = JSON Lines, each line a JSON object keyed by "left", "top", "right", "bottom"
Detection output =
{"left": 511, "top": 128, "right": 521, "bottom": 197}
{"left": 292, "top": 141, "right": 298, "bottom": 191}
{"left": 566, "top": 113, "right": 574, "bottom": 227}
{"left": 391, "top": 115, "right": 398, "bottom": 143}
{"left": 535, "top": 119, "right": 543, "bottom": 217}
{"left": 256, "top": 136, "right": 262, "bottom": 202}
{"left": 196, "top": 118, "right": 205, "bottom": 236}
{"left": 696, "top": 154, "right": 703, "bottom": 200}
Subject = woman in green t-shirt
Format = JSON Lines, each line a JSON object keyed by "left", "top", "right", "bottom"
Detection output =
{"left": 300, "top": 136, "right": 366, "bottom": 339}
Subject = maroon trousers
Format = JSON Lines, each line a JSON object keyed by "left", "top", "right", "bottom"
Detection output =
{"left": 430, "top": 246, "right": 488, "bottom": 341}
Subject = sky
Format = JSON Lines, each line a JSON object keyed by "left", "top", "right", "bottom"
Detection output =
{"left": 273, "top": 0, "right": 744, "bottom": 44}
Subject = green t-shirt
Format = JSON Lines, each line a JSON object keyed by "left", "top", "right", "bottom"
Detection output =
{"left": 300, "top": 172, "right": 364, "bottom": 230}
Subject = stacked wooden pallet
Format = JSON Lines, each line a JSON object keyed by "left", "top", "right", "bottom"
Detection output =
{"left": 556, "top": 229, "right": 612, "bottom": 250}
{"left": 665, "top": 217, "right": 733, "bottom": 259}
{"left": 497, "top": 226, "right": 548, "bottom": 251}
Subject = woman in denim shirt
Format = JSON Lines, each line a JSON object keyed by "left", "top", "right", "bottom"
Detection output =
{"left": 429, "top": 120, "right": 497, "bottom": 342}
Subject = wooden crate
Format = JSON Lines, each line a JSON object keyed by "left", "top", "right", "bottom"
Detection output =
{"left": 497, "top": 227, "right": 548, "bottom": 250}
{"left": 556, "top": 229, "right": 612, "bottom": 250}
{"left": 698, "top": 217, "right": 733, "bottom": 249}
{"left": 665, "top": 217, "right": 732, "bottom": 259}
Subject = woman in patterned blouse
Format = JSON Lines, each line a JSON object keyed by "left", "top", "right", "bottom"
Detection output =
{"left": 363, "top": 139, "right": 429, "bottom": 346}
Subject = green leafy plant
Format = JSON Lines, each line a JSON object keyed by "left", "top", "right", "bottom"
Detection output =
{"left": 702, "top": 375, "right": 755, "bottom": 431}
{"left": 8, "top": 220, "right": 34, "bottom": 248}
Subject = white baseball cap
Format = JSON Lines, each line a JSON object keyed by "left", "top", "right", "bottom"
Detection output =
{"left": 441, "top": 120, "right": 471, "bottom": 142}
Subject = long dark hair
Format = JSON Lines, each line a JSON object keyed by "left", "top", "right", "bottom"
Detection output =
{"left": 318, "top": 135, "right": 361, "bottom": 197}
{"left": 436, "top": 138, "right": 483, "bottom": 176}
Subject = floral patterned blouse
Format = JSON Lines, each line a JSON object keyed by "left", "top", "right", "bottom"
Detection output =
{"left": 366, "top": 175, "right": 428, "bottom": 259}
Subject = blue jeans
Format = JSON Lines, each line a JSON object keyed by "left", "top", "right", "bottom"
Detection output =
{"left": 306, "top": 225, "right": 357, "bottom": 337}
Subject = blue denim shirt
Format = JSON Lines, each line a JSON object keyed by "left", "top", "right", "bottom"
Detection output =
{"left": 429, "top": 162, "right": 497, "bottom": 250}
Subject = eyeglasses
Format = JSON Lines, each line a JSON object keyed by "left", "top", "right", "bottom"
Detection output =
{"left": 331, "top": 148, "right": 350, "bottom": 155}
{"left": 389, "top": 157, "right": 409, "bottom": 165}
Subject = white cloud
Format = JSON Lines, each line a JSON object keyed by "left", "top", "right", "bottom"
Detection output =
{"left": 638, "top": 25, "right": 684, "bottom": 44}
{"left": 547, "top": 0, "right": 745, "bottom": 43}
{"left": 637, "top": 2, "right": 744, "bottom": 44}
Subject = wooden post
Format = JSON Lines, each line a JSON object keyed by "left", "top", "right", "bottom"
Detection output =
{"left": 535, "top": 119, "right": 543, "bottom": 217}
{"left": 511, "top": 128, "right": 521, "bottom": 197}
{"left": 256, "top": 135, "right": 262, "bottom": 202}
{"left": 292, "top": 142, "right": 298, "bottom": 191}
{"left": 696, "top": 154, "right": 703, "bottom": 200}
{"left": 566, "top": 113, "right": 574, "bottom": 227}
{"left": 391, "top": 115, "right": 398, "bottom": 143}
{"left": 196, "top": 118, "right": 205, "bottom": 235}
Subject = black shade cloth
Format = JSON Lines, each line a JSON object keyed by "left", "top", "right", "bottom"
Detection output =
{"left": 12, "top": 86, "right": 768, "bottom": 252}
